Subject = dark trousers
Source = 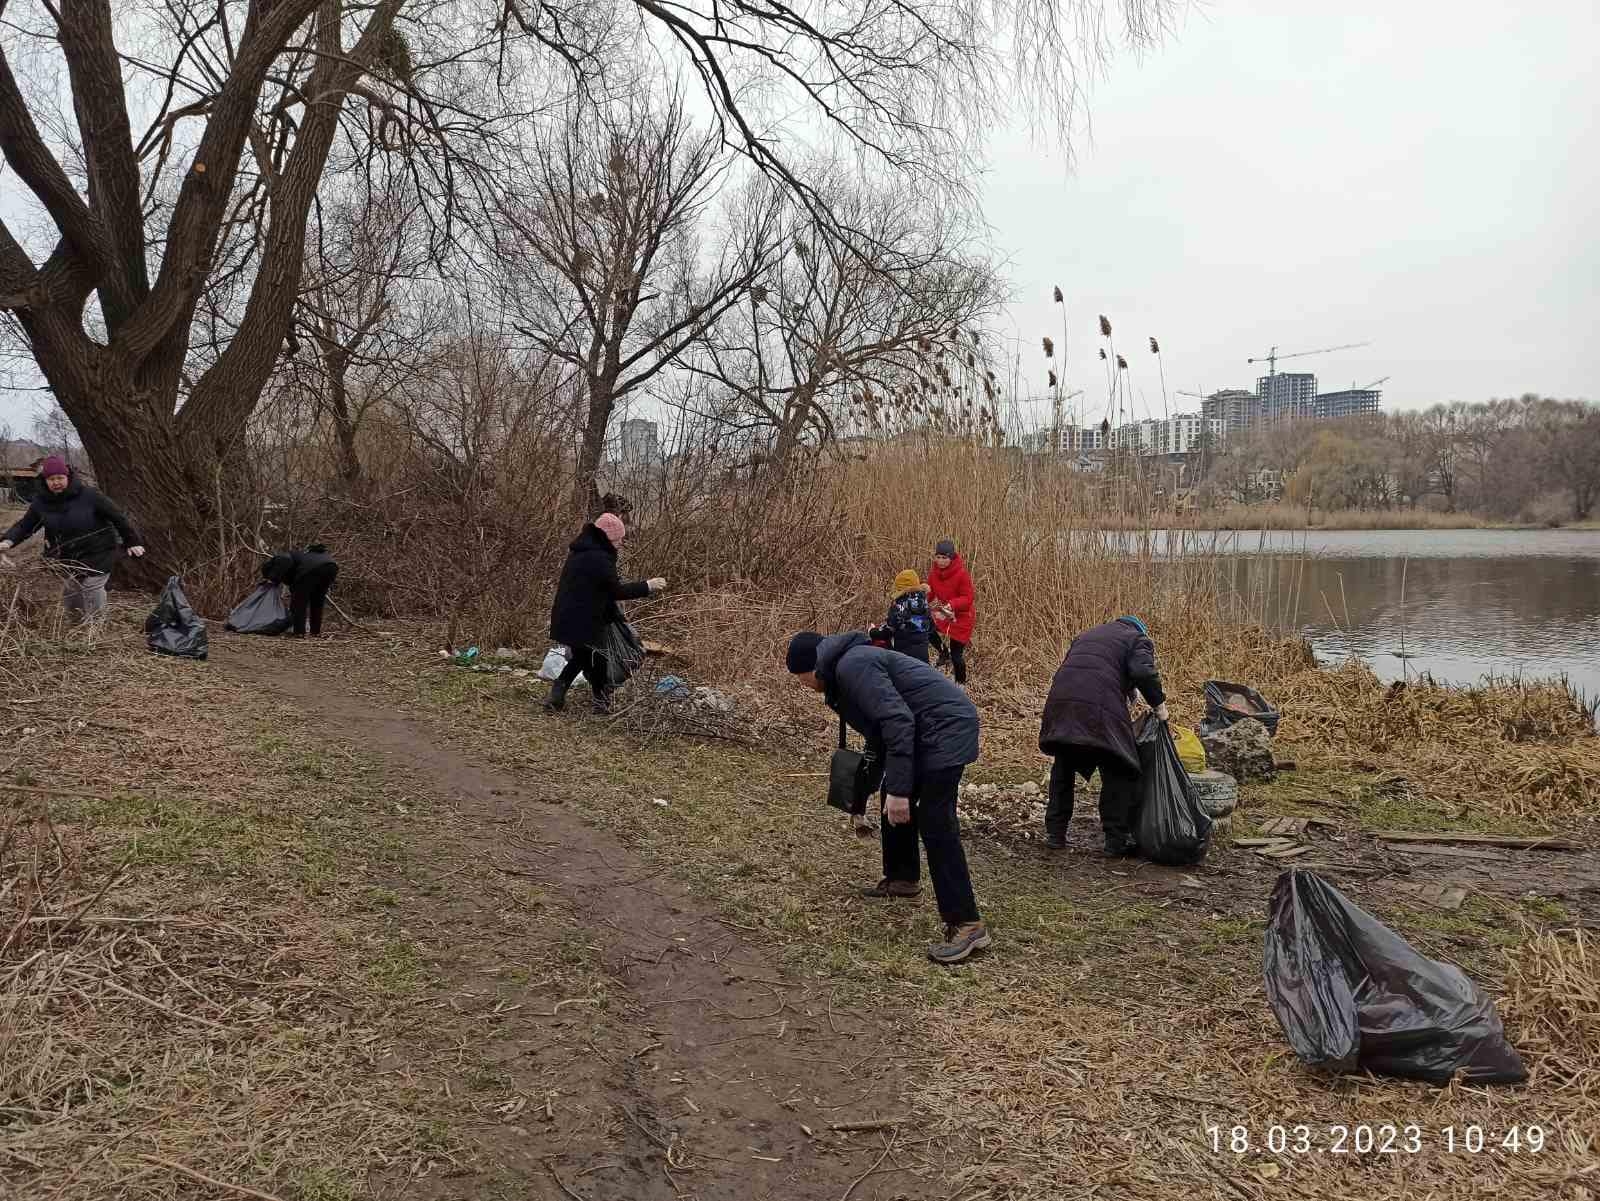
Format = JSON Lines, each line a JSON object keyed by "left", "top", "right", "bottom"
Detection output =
{"left": 930, "top": 632, "right": 968, "bottom": 683}
{"left": 290, "top": 565, "right": 338, "bottom": 637}
{"left": 1045, "top": 752, "right": 1140, "bottom": 848}
{"left": 555, "top": 644, "right": 608, "bottom": 702}
{"left": 881, "top": 766, "right": 981, "bottom": 926}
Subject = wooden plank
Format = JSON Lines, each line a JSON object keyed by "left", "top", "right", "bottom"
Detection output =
{"left": 1398, "top": 882, "right": 1470, "bottom": 912}
{"left": 1234, "top": 838, "right": 1291, "bottom": 848}
{"left": 1387, "top": 843, "right": 1510, "bottom": 862}
{"left": 1373, "top": 831, "right": 1584, "bottom": 852}
{"left": 1258, "top": 845, "right": 1313, "bottom": 860}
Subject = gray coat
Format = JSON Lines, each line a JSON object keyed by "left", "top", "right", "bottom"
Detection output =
{"left": 814, "top": 632, "right": 979, "bottom": 796}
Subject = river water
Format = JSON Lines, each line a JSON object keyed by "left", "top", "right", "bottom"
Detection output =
{"left": 1185, "top": 530, "right": 1600, "bottom": 702}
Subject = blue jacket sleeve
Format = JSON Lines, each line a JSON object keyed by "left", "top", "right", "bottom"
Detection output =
{"left": 838, "top": 651, "right": 918, "bottom": 796}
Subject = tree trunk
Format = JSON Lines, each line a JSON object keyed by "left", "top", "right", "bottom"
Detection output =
{"left": 572, "top": 373, "right": 617, "bottom": 519}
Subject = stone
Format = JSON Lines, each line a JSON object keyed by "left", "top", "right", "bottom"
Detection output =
{"left": 1020, "top": 781, "right": 1041, "bottom": 797}
{"left": 1201, "top": 720, "right": 1276, "bottom": 784}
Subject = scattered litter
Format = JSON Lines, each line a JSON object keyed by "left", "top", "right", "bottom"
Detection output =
{"left": 1263, "top": 869, "right": 1526, "bottom": 1084}
{"left": 1180, "top": 875, "right": 1204, "bottom": 889}
{"left": 692, "top": 686, "right": 734, "bottom": 714}
{"left": 1019, "top": 781, "right": 1040, "bottom": 797}
{"left": 452, "top": 646, "right": 480, "bottom": 667}
{"left": 494, "top": 647, "right": 520, "bottom": 659}
{"left": 656, "top": 675, "right": 692, "bottom": 698}
{"left": 538, "top": 649, "right": 567, "bottom": 681}
{"left": 652, "top": 798, "right": 669, "bottom": 807}
{"left": 511, "top": 669, "right": 531, "bottom": 679}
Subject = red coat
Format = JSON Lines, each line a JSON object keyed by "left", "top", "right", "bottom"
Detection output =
{"left": 927, "top": 553, "right": 976, "bottom": 643}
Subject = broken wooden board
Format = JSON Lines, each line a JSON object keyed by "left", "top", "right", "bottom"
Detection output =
{"left": 1258, "top": 844, "right": 1313, "bottom": 860}
{"left": 1396, "top": 881, "right": 1469, "bottom": 912}
{"left": 1233, "top": 837, "right": 1289, "bottom": 848}
{"left": 1259, "top": 816, "right": 1309, "bottom": 837}
{"left": 1373, "top": 831, "right": 1585, "bottom": 852}
{"left": 1386, "top": 843, "right": 1511, "bottom": 862}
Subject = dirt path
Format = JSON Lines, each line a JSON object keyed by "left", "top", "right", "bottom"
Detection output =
{"left": 217, "top": 640, "right": 920, "bottom": 1201}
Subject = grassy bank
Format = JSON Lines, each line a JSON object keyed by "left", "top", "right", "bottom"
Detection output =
{"left": 395, "top": 641, "right": 1598, "bottom": 1201}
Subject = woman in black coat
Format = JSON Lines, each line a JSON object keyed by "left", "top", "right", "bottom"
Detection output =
{"left": 1038, "top": 616, "right": 1169, "bottom": 855}
{"left": 546, "top": 513, "right": 666, "bottom": 713}
{"left": 262, "top": 543, "right": 340, "bottom": 637}
{"left": 0, "top": 456, "right": 145, "bottom": 622}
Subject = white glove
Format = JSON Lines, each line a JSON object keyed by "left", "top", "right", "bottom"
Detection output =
{"left": 647, "top": 577, "right": 667, "bottom": 594}
{"left": 1154, "top": 702, "right": 1170, "bottom": 722}
{"left": 884, "top": 794, "right": 912, "bottom": 826}
{"left": 127, "top": 546, "right": 146, "bottom": 558}
{"left": 0, "top": 541, "right": 12, "bottom": 553}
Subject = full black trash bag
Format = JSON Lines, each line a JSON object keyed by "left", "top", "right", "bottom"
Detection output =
{"left": 1133, "top": 715, "right": 1212, "bottom": 865}
{"left": 1263, "top": 869, "right": 1527, "bottom": 1084}
{"left": 224, "top": 582, "right": 290, "bottom": 635}
{"left": 594, "top": 618, "right": 645, "bottom": 690}
{"left": 145, "top": 575, "right": 209, "bottom": 661}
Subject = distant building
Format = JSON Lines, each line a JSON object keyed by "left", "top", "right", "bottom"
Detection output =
{"left": 1202, "top": 388, "right": 1259, "bottom": 435}
{"left": 1314, "top": 387, "right": 1382, "bottom": 421}
{"left": 1258, "top": 373, "right": 1317, "bottom": 423}
{"left": 1154, "top": 413, "right": 1224, "bottom": 455}
{"left": 1028, "top": 424, "right": 1106, "bottom": 454}
{"left": 618, "top": 418, "right": 661, "bottom": 467}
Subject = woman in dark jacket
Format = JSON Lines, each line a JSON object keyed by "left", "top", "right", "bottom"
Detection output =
{"left": 262, "top": 543, "right": 340, "bottom": 637}
{"left": 0, "top": 456, "right": 145, "bottom": 622}
{"left": 1038, "top": 616, "right": 1169, "bottom": 855}
{"left": 546, "top": 513, "right": 666, "bottom": 713}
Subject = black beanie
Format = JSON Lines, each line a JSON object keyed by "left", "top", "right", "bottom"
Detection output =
{"left": 935, "top": 539, "right": 956, "bottom": 557}
{"left": 786, "top": 631, "right": 823, "bottom": 675}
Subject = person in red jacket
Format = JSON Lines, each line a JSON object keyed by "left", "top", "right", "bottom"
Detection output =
{"left": 927, "top": 539, "right": 975, "bottom": 684}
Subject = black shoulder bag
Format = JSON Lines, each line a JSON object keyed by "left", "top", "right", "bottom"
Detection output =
{"left": 826, "top": 711, "right": 883, "bottom": 816}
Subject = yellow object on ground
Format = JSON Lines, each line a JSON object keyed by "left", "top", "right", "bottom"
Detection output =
{"left": 1174, "top": 725, "right": 1207, "bottom": 774}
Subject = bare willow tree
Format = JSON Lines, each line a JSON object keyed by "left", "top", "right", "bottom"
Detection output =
{"left": 493, "top": 88, "right": 781, "bottom": 515}
{"left": 0, "top": 0, "right": 1173, "bottom": 568}
{"left": 279, "top": 186, "right": 444, "bottom": 490}
{"left": 687, "top": 180, "right": 1006, "bottom": 472}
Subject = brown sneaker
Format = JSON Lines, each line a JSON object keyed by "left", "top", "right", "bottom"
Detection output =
{"left": 860, "top": 878, "right": 921, "bottom": 899}
{"left": 928, "top": 921, "right": 993, "bottom": 965}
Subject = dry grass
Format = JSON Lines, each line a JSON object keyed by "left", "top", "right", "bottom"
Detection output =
{"left": 1503, "top": 928, "right": 1599, "bottom": 1098}
{"left": 383, "top": 651, "right": 1600, "bottom": 1201}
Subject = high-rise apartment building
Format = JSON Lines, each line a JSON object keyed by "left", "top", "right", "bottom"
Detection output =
{"left": 1257, "top": 373, "right": 1318, "bottom": 422}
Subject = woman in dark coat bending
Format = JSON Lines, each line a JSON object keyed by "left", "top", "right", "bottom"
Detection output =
{"left": 1038, "top": 616, "right": 1169, "bottom": 855}
{"left": 546, "top": 513, "right": 666, "bottom": 713}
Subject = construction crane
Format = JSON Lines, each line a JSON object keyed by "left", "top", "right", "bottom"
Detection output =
{"left": 1350, "top": 375, "right": 1390, "bottom": 390}
{"left": 1248, "top": 341, "right": 1372, "bottom": 376}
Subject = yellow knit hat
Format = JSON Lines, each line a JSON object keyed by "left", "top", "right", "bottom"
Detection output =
{"left": 892, "top": 569, "right": 921, "bottom": 595}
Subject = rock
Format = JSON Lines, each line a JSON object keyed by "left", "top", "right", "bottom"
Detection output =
{"left": 1020, "top": 781, "right": 1040, "bottom": 797}
{"left": 494, "top": 647, "right": 520, "bottom": 659}
{"left": 1201, "top": 720, "right": 1276, "bottom": 784}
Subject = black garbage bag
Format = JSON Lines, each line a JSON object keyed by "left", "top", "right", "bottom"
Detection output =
{"left": 145, "top": 576, "right": 209, "bottom": 661}
{"left": 1203, "top": 679, "right": 1281, "bottom": 737}
{"left": 224, "top": 582, "right": 290, "bottom": 635}
{"left": 1133, "top": 715, "right": 1212, "bottom": 865}
{"left": 594, "top": 618, "right": 645, "bottom": 690}
{"left": 1263, "top": 869, "right": 1527, "bottom": 1085}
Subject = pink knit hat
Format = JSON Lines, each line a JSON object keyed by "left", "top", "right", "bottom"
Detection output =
{"left": 38, "top": 455, "right": 70, "bottom": 478}
{"left": 594, "top": 513, "right": 626, "bottom": 545}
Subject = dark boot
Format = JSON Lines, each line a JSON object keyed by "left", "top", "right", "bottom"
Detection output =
{"left": 544, "top": 680, "right": 570, "bottom": 712}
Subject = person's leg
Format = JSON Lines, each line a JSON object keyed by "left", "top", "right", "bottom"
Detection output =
{"left": 60, "top": 575, "right": 83, "bottom": 620}
{"left": 915, "top": 767, "right": 980, "bottom": 926}
{"left": 918, "top": 766, "right": 992, "bottom": 963}
{"left": 307, "top": 583, "right": 327, "bottom": 637}
{"left": 547, "top": 645, "right": 592, "bottom": 711}
{"left": 79, "top": 572, "right": 108, "bottom": 623}
{"left": 1098, "top": 758, "right": 1142, "bottom": 854}
{"left": 870, "top": 794, "right": 921, "bottom": 895}
{"left": 930, "top": 630, "right": 949, "bottom": 667}
{"left": 1044, "top": 755, "right": 1076, "bottom": 848}
{"left": 289, "top": 586, "right": 310, "bottom": 637}
{"left": 950, "top": 639, "right": 968, "bottom": 684}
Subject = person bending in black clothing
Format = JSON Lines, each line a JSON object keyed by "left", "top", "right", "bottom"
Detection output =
{"left": 262, "top": 543, "right": 340, "bottom": 637}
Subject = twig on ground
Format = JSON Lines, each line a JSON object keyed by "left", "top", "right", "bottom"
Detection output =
{"left": 139, "top": 1155, "right": 288, "bottom": 1201}
{"left": 840, "top": 1128, "right": 900, "bottom": 1201}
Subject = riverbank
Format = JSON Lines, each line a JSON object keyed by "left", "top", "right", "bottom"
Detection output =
{"left": 1123, "top": 504, "right": 1537, "bottom": 531}
{"left": 5, "top": 605, "right": 1596, "bottom": 1200}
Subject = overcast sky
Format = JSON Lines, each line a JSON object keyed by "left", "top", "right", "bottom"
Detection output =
{"left": 988, "top": 0, "right": 1598, "bottom": 430}
{"left": 2, "top": 0, "right": 1596, "bottom": 435}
